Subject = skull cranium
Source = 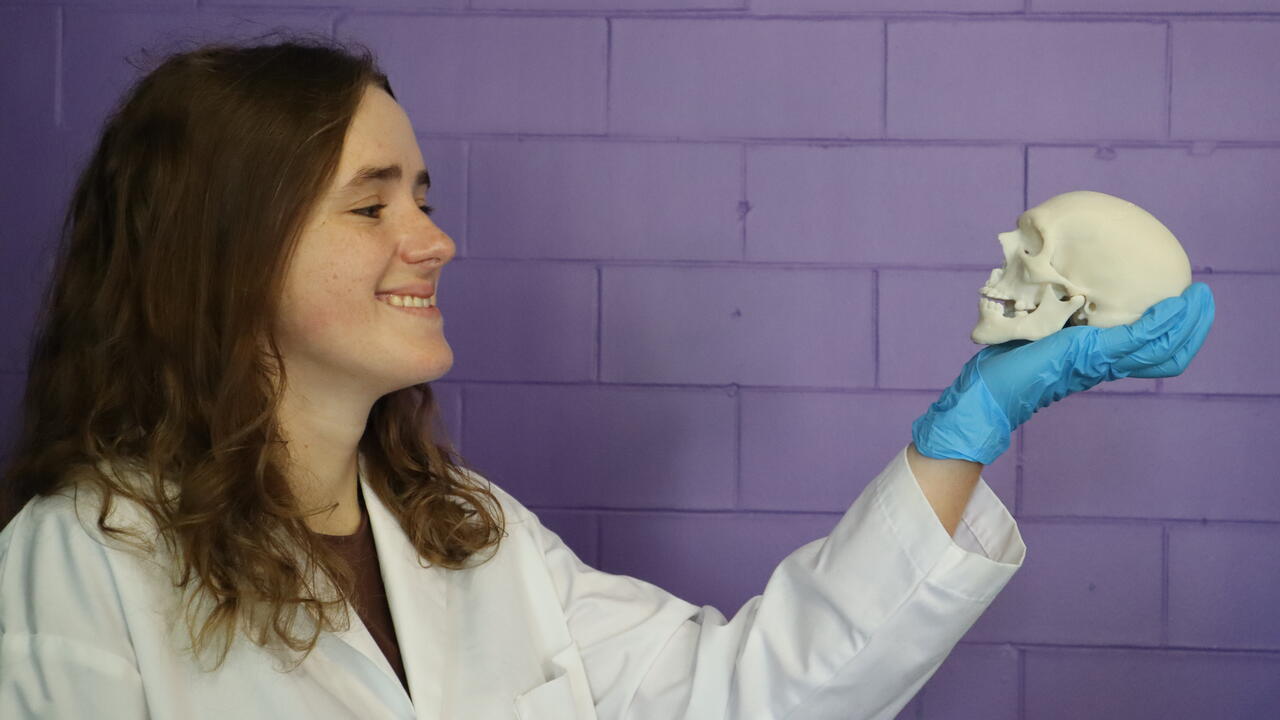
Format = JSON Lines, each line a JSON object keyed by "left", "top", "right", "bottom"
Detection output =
{"left": 972, "top": 190, "right": 1192, "bottom": 345}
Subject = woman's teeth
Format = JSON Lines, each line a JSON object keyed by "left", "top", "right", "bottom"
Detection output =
{"left": 380, "top": 293, "right": 435, "bottom": 308}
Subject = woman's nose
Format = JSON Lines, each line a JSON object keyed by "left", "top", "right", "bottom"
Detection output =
{"left": 404, "top": 221, "right": 455, "bottom": 266}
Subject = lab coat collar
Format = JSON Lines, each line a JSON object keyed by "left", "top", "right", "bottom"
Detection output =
{"left": 87, "top": 453, "right": 450, "bottom": 718}
{"left": 318, "top": 452, "right": 449, "bottom": 719}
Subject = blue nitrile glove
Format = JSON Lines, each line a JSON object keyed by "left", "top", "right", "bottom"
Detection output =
{"left": 912, "top": 282, "right": 1215, "bottom": 464}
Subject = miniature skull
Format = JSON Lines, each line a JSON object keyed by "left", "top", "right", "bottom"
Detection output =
{"left": 972, "top": 190, "right": 1192, "bottom": 345}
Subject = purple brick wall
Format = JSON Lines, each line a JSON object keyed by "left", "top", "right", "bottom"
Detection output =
{"left": 2, "top": 1, "right": 1278, "bottom": 717}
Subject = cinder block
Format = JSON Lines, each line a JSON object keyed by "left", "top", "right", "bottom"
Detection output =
{"left": 209, "top": 0, "right": 462, "bottom": 8}
{"left": 435, "top": 259, "right": 597, "bottom": 382}
{"left": 1025, "top": 648, "right": 1280, "bottom": 719}
{"left": 0, "top": 6, "right": 56, "bottom": 134}
{"left": 476, "top": 0, "right": 740, "bottom": 9}
{"left": 0, "top": 126, "right": 63, "bottom": 375}
{"left": 1168, "top": 522, "right": 1280, "bottom": 650}
{"left": 1172, "top": 22, "right": 1280, "bottom": 140}
{"left": 611, "top": 19, "right": 883, "bottom": 138}
{"left": 530, "top": 509, "right": 600, "bottom": 568}
{"left": 746, "top": 144, "right": 1023, "bottom": 266}
{"left": 758, "top": 0, "right": 1019, "bottom": 10}
{"left": 1022, "top": 394, "right": 1280, "bottom": 521}
{"left": 876, "top": 270, "right": 984, "bottom": 392}
{"left": 463, "top": 383, "right": 737, "bottom": 509}
{"left": 888, "top": 21, "right": 1166, "bottom": 140}
{"left": 599, "top": 509, "right": 838, "bottom": 614}
{"left": 65, "top": 7, "right": 333, "bottom": 133}
{"left": 469, "top": 139, "right": 741, "bottom": 260}
{"left": 1161, "top": 272, "right": 1280, "bottom": 396}
{"left": 601, "top": 266, "right": 875, "bottom": 387}
{"left": 420, "top": 138, "right": 468, "bottom": 255}
{"left": 966, "top": 520, "right": 1163, "bottom": 645}
{"left": 1035, "top": 0, "right": 1280, "bottom": 11}
{"left": 917, "top": 643, "right": 1019, "bottom": 720}
{"left": 337, "top": 15, "right": 607, "bottom": 134}
{"left": 424, "top": 381, "right": 463, "bottom": 452}
{"left": 0, "top": 373, "right": 25, "bottom": 461}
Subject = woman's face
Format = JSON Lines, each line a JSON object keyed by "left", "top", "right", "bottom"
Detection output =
{"left": 274, "top": 85, "right": 455, "bottom": 401}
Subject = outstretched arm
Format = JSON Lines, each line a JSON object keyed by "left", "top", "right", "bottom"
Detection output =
{"left": 906, "top": 443, "right": 981, "bottom": 537}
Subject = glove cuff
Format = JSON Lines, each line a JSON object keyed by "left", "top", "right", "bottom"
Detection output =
{"left": 911, "top": 355, "right": 1013, "bottom": 465}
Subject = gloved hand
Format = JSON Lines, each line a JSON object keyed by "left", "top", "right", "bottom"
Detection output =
{"left": 911, "top": 281, "right": 1216, "bottom": 465}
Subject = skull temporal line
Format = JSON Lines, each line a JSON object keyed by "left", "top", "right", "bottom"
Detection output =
{"left": 971, "top": 190, "right": 1193, "bottom": 345}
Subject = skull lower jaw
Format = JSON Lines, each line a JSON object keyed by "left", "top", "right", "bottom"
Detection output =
{"left": 970, "top": 289, "right": 1081, "bottom": 345}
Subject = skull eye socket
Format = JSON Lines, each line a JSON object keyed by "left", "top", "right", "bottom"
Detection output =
{"left": 1017, "top": 214, "right": 1044, "bottom": 255}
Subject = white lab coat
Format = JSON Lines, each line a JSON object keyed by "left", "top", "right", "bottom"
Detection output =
{"left": 0, "top": 443, "right": 1025, "bottom": 719}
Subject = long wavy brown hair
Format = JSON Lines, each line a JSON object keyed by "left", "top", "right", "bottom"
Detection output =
{"left": 0, "top": 31, "right": 504, "bottom": 672}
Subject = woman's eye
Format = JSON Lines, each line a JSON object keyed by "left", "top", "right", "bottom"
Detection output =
{"left": 353, "top": 204, "right": 436, "bottom": 219}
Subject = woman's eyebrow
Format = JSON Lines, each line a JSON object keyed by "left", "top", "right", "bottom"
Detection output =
{"left": 339, "top": 164, "right": 431, "bottom": 191}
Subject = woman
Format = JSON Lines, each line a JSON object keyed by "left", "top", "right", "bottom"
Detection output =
{"left": 0, "top": 33, "right": 1213, "bottom": 719}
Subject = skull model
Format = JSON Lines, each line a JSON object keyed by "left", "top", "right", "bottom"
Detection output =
{"left": 973, "top": 190, "right": 1192, "bottom": 345}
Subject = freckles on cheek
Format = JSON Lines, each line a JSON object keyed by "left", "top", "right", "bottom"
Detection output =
{"left": 310, "top": 287, "right": 371, "bottom": 334}
{"left": 301, "top": 306, "right": 346, "bottom": 334}
{"left": 290, "top": 285, "right": 365, "bottom": 337}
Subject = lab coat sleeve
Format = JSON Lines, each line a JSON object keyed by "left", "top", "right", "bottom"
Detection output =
{"left": 0, "top": 492, "right": 151, "bottom": 719}
{"left": 529, "top": 443, "right": 1025, "bottom": 720}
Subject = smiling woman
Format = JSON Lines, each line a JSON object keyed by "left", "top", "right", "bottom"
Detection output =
{"left": 0, "top": 31, "right": 502, "bottom": 694}
{"left": 273, "top": 82, "right": 458, "bottom": 537}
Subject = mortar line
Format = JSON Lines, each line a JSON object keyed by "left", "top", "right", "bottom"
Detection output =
{"left": 740, "top": 143, "right": 748, "bottom": 258}
{"left": 463, "top": 140, "right": 473, "bottom": 257}
{"left": 458, "top": 383, "right": 466, "bottom": 455}
{"left": 605, "top": 18, "right": 612, "bottom": 134}
{"left": 596, "top": 264, "right": 603, "bottom": 381}
{"left": 595, "top": 513, "right": 604, "bottom": 569}
{"left": 1165, "top": 20, "right": 1174, "bottom": 140}
{"left": 1161, "top": 523, "right": 1171, "bottom": 647}
{"left": 882, "top": 20, "right": 889, "bottom": 138}
{"left": 872, "top": 269, "right": 881, "bottom": 389}
{"left": 1022, "top": 143, "right": 1030, "bottom": 209}
{"left": 1015, "top": 427, "right": 1024, "bottom": 515}
{"left": 1018, "top": 646, "right": 1027, "bottom": 720}
{"left": 734, "top": 384, "right": 742, "bottom": 510}
{"left": 55, "top": 6, "right": 63, "bottom": 127}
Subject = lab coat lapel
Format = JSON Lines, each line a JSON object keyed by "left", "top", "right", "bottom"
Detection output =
{"left": 299, "top": 468, "right": 416, "bottom": 718}
{"left": 322, "top": 585, "right": 407, "bottom": 705}
{"left": 360, "top": 454, "right": 449, "bottom": 719}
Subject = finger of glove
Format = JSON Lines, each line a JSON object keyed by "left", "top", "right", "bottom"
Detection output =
{"left": 1127, "top": 283, "right": 1215, "bottom": 378}
{"left": 974, "top": 327, "right": 1093, "bottom": 424}
{"left": 1094, "top": 293, "right": 1189, "bottom": 366}
{"left": 984, "top": 339, "right": 1032, "bottom": 358}
{"left": 1180, "top": 283, "right": 1216, "bottom": 362}
{"left": 968, "top": 340, "right": 1030, "bottom": 384}
{"left": 975, "top": 333, "right": 1065, "bottom": 387}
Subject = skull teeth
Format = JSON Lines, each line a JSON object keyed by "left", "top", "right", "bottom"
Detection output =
{"left": 981, "top": 294, "right": 1035, "bottom": 318}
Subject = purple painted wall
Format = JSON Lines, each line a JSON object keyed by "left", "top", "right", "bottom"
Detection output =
{"left": 2, "top": 0, "right": 1279, "bottom": 717}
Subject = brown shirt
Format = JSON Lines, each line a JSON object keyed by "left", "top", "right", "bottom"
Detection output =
{"left": 313, "top": 486, "right": 411, "bottom": 698}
